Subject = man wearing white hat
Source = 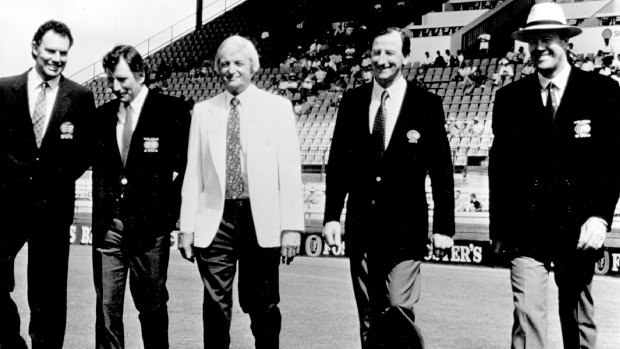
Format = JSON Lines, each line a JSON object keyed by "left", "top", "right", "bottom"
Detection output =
{"left": 490, "top": 2, "right": 620, "bottom": 349}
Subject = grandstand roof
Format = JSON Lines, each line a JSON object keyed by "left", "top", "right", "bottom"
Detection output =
{"left": 419, "top": 9, "right": 488, "bottom": 27}
{"left": 448, "top": 0, "right": 494, "bottom": 3}
{"left": 595, "top": 0, "right": 620, "bottom": 18}
{"left": 561, "top": 0, "right": 609, "bottom": 20}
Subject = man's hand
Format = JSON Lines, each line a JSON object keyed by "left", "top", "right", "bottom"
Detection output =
{"left": 178, "top": 232, "right": 195, "bottom": 262}
{"left": 490, "top": 239, "right": 508, "bottom": 266}
{"left": 281, "top": 231, "right": 301, "bottom": 265}
{"left": 577, "top": 217, "right": 607, "bottom": 250}
{"left": 491, "top": 239, "right": 504, "bottom": 256}
{"left": 323, "top": 221, "right": 343, "bottom": 249}
{"left": 432, "top": 233, "right": 454, "bottom": 258}
{"left": 432, "top": 233, "right": 454, "bottom": 249}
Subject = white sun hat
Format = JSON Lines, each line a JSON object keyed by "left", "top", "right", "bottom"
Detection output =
{"left": 511, "top": 2, "right": 582, "bottom": 41}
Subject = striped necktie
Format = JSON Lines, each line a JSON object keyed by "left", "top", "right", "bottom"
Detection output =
{"left": 32, "top": 81, "right": 48, "bottom": 148}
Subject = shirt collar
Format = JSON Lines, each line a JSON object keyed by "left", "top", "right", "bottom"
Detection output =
{"left": 538, "top": 64, "right": 571, "bottom": 91}
{"left": 224, "top": 84, "right": 258, "bottom": 108}
{"left": 28, "top": 67, "right": 61, "bottom": 90}
{"left": 372, "top": 74, "right": 407, "bottom": 100}
{"left": 127, "top": 86, "right": 149, "bottom": 112}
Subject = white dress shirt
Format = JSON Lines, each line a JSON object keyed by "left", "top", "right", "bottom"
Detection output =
{"left": 116, "top": 87, "right": 149, "bottom": 153}
{"left": 538, "top": 64, "right": 570, "bottom": 106}
{"left": 368, "top": 75, "right": 407, "bottom": 148}
{"left": 28, "top": 68, "right": 61, "bottom": 134}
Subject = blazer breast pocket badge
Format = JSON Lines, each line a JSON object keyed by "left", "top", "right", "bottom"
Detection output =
{"left": 573, "top": 120, "right": 591, "bottom": 139}
{"left": 407, "top": 130, "right": 421, "bottom": 143}
{"left": 143, "top": 137, "right": 159, "bottom": 152}
{"left": 60, "top": 122, "right": 74, "bottom": 139}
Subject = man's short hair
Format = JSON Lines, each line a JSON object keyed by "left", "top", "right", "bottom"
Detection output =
{"left": 214, "top": 35, "right": 261, "bottom": 74}
{"left": 102, "top": 45, "right": 147, "bottom": 77}
{"left": 374, "top": 27, "right": 411, "bottom": 57}
{"left": 32, "top": 20, "right": 73, "bottom": 58}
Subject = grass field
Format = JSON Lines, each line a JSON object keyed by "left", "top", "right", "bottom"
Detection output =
{"left": 12, "top": 245, "right": 620, "bottom": 348}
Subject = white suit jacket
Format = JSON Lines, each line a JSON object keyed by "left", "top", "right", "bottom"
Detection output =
{"left": 180, "top": 84, "right": 304, "bottom": 248}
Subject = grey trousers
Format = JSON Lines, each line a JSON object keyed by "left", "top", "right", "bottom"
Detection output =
{"left": 510, "top": 256, "right": 596, "bottom": 349}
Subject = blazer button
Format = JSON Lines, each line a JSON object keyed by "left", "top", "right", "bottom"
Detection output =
{"left": 376, "top": 176, "right": 381, "bottom": 182}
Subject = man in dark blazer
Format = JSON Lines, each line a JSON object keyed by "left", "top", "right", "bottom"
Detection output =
{"left": 489, "top": 3, "right": 620, "bottom": 348}
{"left": 92, "top": 45, "right": 190, "bottom": 349}
{"left": 323, "top": 27, "right": 455, "bottom": 349}
{"left": 0, "top": 20, "right": 95, "bottom": 349}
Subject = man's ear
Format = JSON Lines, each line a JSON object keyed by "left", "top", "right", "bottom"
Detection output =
{"left": 32, "top": 41, "right": 39, "bottom": 58}
{"left": 136, "top": 71, "right": 146, "bottom": 85}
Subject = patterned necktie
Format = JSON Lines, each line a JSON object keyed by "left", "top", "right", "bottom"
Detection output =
{"left": 32, "top": 81, "right": 48, "bottom": 148}
{"left": 372, "top": 90, "right": 389, "bottom": 159}
{"left": 121, "top": 103, "right": 134, "bottom": 166}
{"left": 546, "top": 82, "right": 558, "bottom": 119}
{"left": 226, "top": 97, "right": 244, "bottom": 199}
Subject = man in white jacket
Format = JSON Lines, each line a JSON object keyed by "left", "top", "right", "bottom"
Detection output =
{"left": 178, "top": 35, "right": 304, "bottom": 349}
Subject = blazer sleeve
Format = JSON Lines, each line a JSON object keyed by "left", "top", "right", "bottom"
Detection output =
{"left": 584, "top": 77, "right": 620, "bottom": 226}
{"left": 323, "top": 89, "right": 353, "bottom": 225}
{"left": 168, "top": 98, "right": 192, "bottom": 226}
{"left": 426, "top": 92, "right": 455, "bottom": 237}
{"left": 276, "top": 98, "right": 305, "bottom": 232}
{"left": 71, "top": 87, "right": 97, "bottom": 180}
{"left": 179, "top": 104, "right": 204, "bottom": 234}
{"left": 488, "top": 87, "right": 510, "bottom": 242}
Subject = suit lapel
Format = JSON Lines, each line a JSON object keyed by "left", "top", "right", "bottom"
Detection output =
{"left": 106, "top": 100, "right": 124, "bottom": 167}
{"left": 521, "top": 75, "right": 549, "bottom": 125}
{"left": 124, "top": 91, "right": 155, "bottom": 169}
{"left": 44, "top": 76, "right": 73, "bottom": 147}
{"left": 554, "top": 69, "right": 580, "bottom": 123}
{"left": 13, "top": 73, "right": 38, "bottom": 148}
{"left": 207, "top": 94, "right": 228, "bottom": 193}
{"left": 385, "top": 83, "right": 410, "bottom": 153}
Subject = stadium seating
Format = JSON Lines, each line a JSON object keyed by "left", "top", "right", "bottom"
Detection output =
{"left": 83, "top": 1, "right": 522, "bottom": 170}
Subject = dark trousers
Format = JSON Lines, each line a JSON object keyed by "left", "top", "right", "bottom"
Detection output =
{"left": 349, "top": 252, "right": 423, "bottom": 349}
{"left": 93, "top": 230, "right": 170, "bottom": 349}
{"left": 193, "top": 199, "right": 281, "bottom": 349}
{"left": 554, "top": 256, "right": 596, "bottom": 349}
{"left": 0, "top": 220, "right": 70, "bottom": 349}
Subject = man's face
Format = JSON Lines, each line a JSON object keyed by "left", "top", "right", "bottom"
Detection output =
{"left": 32, "top": 30, "right": 71, "bottom": 80}
{"left": 217, "top": 44, "right": 253, "bottom": 95}
{"left": 106, "top": 58, "right": 144, "bottom": 104}
{"left": 371, "top": 31, "right": 407, "bottom": 88}
{"left": 528, "top": 32, "right": 568, "bottom": 76}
